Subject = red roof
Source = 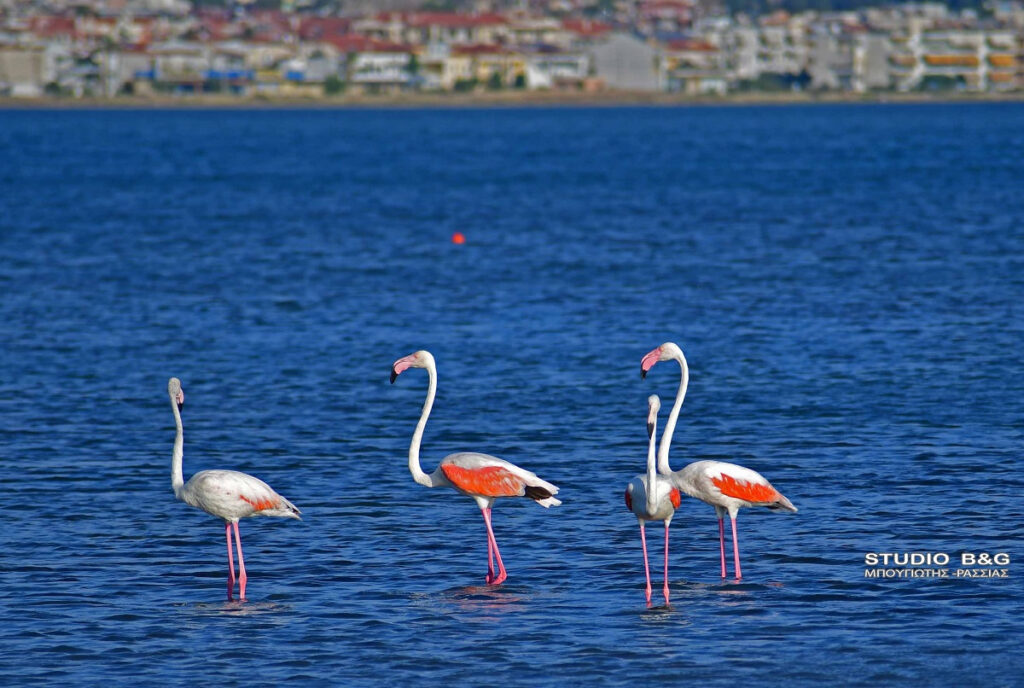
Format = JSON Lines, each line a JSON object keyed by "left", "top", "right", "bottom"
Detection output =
{"left": 639, "top": 0, "right": 695, "bottom": 17}
{"left": 376, "top": 12, "right": 507, "bottom": 28}
{"left": 561, "top": 18, "right": 612, "bottom": 37}
{"left": 298, "top": 17, "right": 351, "bottom": 41}
{"left": 195, "top": 16, "right": 239, "bottom": 42}
{"left": 760, "top": 11, "right": 791, "bottom": 26}
{"left": 325, "top": 34, "right": 412, "bottom": 54}
{"left": 28, "top": 15, "right": 77, "bottom": 38}
{"left": 664, "top": 38, "right": 717, "bottom": 52}
{"left": 248, "top": 10, "right": 291, "bottom": 29}
{"left": 451, "top": 43, "right": 511, "bottom": 56}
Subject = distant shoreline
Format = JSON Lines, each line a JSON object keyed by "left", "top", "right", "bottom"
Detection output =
{"left": 3, "top": 90, "right": 1024, "bottom": 109}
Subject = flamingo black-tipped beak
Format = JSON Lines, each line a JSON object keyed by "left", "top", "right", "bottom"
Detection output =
{"left": 647, "top": 421, "right": 654, "bottom": 437}
{"left": 640, "top": 348, "right": 661, "bottom": 379}
{"left": 390, "top": 368, "right": 398, "bottom": 384}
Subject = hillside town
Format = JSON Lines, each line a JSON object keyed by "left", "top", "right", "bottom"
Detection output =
{"left": 1, "top": 0, "right": 1023, "bottom": 99}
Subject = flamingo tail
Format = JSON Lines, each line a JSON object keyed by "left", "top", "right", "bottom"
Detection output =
{"left": 524, "top": 484, "right": 562, "bottom": 508}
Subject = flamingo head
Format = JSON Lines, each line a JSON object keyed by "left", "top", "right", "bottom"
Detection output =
{"left": 168, "top": 377, "right": 185, "bottom": 411}
{"left": 641, "top": 342, "right": 682, "bottom": 378}
{"left": 647, "top": 394, "right": 660, "bottom": 437}
{"left": 390, "top": 350, "right": 434, "bottom": 384}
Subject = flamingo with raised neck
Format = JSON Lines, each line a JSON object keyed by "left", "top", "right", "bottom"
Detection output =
{"left": 641, "top": 343, "right": 796, "bottom": 581}
{"left": 390, "top": 350, "right": 561, "bottom": 585}
{"left": 624, "top": 395, "right": 681, "bottom": 605}
{"left": 168, "top": 377, "right": 300, "bottom": 600}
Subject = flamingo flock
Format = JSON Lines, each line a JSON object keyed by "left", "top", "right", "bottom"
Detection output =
{"left": 640, "top": 343, "right": 797, "bottom": 586}
{"left": 165, "top": 342, "right": 795, "bottom": 604}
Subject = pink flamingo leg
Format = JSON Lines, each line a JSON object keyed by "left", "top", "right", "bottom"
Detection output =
{"left": 233, "top": 521, "right": 248, "bottom": 599}
{"left": 718, "top": 517, "right": 727, "bottom": 578}
{"left": 225, "top": 521, "right": 236, "bottom": 600}
{"left": 730, "top": 516, "right": 742, "bottom": 581}
{"left": 639, "top": 523, "right": 652, "bottom": 605}
{"left": 663, "top": 523, "right": 671, "bottom": 604}
{"left": 481, "top": 508, "right": 507, "bottom": 585}
{"left": 485, "top": 522, "right": 496, "bottom": 584}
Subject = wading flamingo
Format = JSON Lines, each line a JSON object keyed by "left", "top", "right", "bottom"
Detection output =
{"left": 624, "top": 395, "right": 681, "bottom": 605}
{"left": 640, "top": 343, "right": 796, "bottom": 581}
{"left": 390, "top": 350, "right": 561, "bottom": 585}
{"left": 168, "top": 377, "right": 300, "bottom": 600}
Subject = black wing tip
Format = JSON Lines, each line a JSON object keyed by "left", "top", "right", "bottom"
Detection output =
{"left": 524, "top": 485, "right": 553, "bottom": 502}
{"left": 640, "top": 369, "right": 647, "bottom": 379}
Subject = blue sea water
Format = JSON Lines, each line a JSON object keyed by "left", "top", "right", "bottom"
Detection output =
{"left": 0, "top": 104, "right": 1022, "bottom": 686}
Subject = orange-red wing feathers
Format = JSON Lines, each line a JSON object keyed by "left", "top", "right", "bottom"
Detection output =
{"left": 624, "top": 488, "right": 633, "bottom": 512}
{"left": 710, "top": 473, "right": 779, "bottom": 504}
{"left": 669, "top": 488, "right": 682, "bottom": 509}
{"left": 441, "top": 464, "right": 526, "bottom": 498}
{"left": 239, "top": 494, "right": 282, "bottom": 512}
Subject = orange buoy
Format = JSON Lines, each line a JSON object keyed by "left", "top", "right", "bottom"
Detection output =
{"left": 451, "top": 232, "right": 466, "bottom": 245}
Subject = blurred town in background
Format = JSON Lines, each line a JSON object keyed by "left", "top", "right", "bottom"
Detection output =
{"left": 1, "top": 0, "right": 1023, "bottom": 100}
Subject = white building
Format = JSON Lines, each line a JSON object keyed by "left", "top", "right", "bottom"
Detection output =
{"left": 589, "top": 33, "right": 661, "bottom": 91}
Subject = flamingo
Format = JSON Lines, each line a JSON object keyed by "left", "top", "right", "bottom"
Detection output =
{"left": 390, "top": 350, "right": 561, "bottom": 585}
{"left": 624, "top": 395, "right": 681, "bottom": 605}
{"left": 640, "top": 343, "right": 796, "bottom": 581}
{"left": 167, "top": 377, "right": 300, "bottom": 600}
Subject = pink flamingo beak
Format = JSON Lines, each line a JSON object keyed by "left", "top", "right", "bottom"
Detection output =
{"left": 176, "top": 390, "right": 185, "bottom": 411}
{"left": 640, "top": 348, "right": 661, "bottom": 379}
{"left": 390, "top": 354, "right": 417, "bottom": 384}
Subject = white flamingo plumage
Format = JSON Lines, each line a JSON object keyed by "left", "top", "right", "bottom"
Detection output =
{"left": 168, "top": 377, "right": 300, "bottom": 600}
{"left": 624, "top": 395, "right": 681, "bottom": 605}
{"left": 640, "top": 343, "right": 796, "bottom": 581}
{"left": 390, "top": 350, "right": 561, "bottom": 585}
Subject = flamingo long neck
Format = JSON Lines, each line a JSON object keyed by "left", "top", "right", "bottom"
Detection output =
{"left": 170, "top": 397, "right": 184, "bottom": 498}
{"left": 646, "top": 417, "right": 658, "bottom": 515}
{"left": 408, "top": 359, "right": 439, "bottom": 488}
{"left": 657, "top": 351, "right": 689, "bottom": 475}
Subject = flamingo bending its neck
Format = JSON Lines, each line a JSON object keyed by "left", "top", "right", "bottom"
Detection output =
{"left": 624, "top": 395, "right": 681, "bottom": 605}
{"left": 390, "top": 350, "right": 561, "bottom": 585}
{"left": 640, "top": 343, "right": 796, "bottom": 581}
{"left": 168, "top": 378, "right": 300, "bottom": 600}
